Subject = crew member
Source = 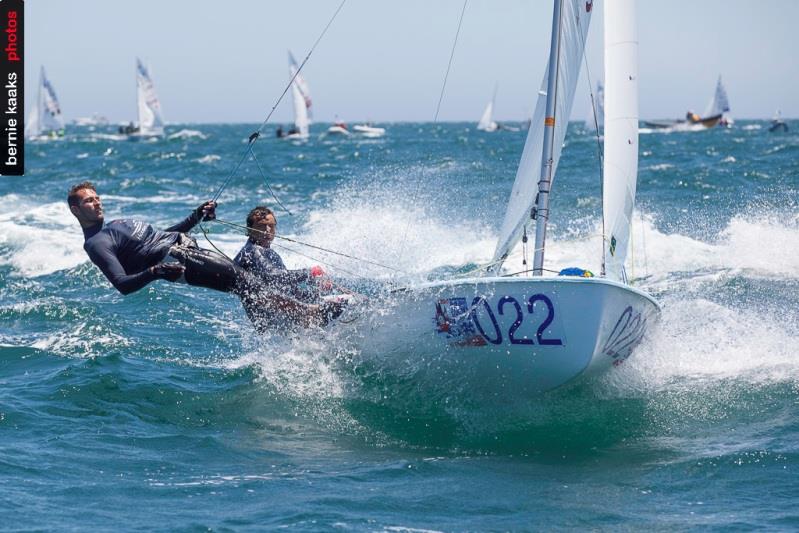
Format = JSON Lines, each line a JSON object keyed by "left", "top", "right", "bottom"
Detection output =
{"left": 68, "top": 182, "right": 341, "bottom": 328}
{"left": 234, "top": 206, "right": 335, "bottom": 329}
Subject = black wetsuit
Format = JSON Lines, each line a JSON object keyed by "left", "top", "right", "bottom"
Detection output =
{"left": 82, "top": 215, "right": 336, "bottom": 331}
{"left": 234, "top": 240, "right": 318, "bottom": 328}
{"left": 82, "top": 214, "right": 200, "bottom": 294}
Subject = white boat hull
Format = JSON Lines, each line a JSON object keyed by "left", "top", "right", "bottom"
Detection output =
{"left": 326, "top": 125, "right": 350, "bottom": 135}
{"left": 352, "top": 124, "right": 385, "bottom": 137}
{"left": 345, "top": 276, "right": 659, "bottom": 398}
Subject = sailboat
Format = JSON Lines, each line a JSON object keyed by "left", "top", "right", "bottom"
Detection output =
{"left": 476, "top": 91, "right": 499, "bottom": 132}
{"left": 769, "top": 110, "right": 789, "bottom": 133}
{"left": 280, "top": 51, "right": 311, "bottom": 140}
{"left": 24, "top": 66, "right": 65, "bottom": 139}
{"left": 643, "top": 76, "right": 725, "bottom": 131}
{"left": 584, "top": 80, "right": 604, "bottom": 131}
{"left": 120, "top": 58, "right": 165, "bottom": 138}
{"left": 704, "top": 75, "right": 732, "bottom": 127}
{"left": 349, "top": 0, "right": 659, "bottom": 398}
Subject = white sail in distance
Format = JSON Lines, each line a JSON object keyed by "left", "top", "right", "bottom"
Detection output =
{"left": 490, "top": 0, "right": 593, "bottom": 273}
{"left": 25, "top": 66, "right": 64, "bottom": 138}
{"left": 136, "top": 58, "right": 165, "bottom": 136}
{"left": 477, "top": 84, "right": 499, "bottom": 131}
{"left": 602, "top": 0, "right": 638, "bottom": 281}
{"left": 288, "top": 51, "right": 311, "bottom": 138}
{"left": 703, "top": 75, "right": 731, "bottom": 118}
{"left": 477, "top": 101, "right": 497, "bottom": 131}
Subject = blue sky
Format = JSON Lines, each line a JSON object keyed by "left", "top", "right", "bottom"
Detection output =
{"left": 25, "top": 0, "right": 798, "bottom": 123}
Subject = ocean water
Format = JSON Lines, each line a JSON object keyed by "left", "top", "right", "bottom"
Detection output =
{"left": 1, "top": 121, "right": 798, "bottom": 530}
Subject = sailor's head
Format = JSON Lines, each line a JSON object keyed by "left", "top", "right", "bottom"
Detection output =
{"left": 246, "top": 206, "right": 276, "bottom": 247}
{"left": 68, "top": 181, "right": 104, "bottom": 226}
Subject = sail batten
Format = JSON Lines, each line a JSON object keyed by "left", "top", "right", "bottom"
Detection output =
{"left": 489, "top": 0, "right": 592, "bottom": 274}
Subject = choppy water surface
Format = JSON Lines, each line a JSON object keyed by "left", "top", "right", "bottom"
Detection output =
{"left": 1, "top": 121, "right": 798, "bottom": 530}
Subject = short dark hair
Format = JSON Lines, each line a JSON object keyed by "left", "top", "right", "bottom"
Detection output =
{"left": 246, "top": 206, "right": 275, "bottom": 228}
{"left": 67, "top": 182, "right": 97, "bottom": 207}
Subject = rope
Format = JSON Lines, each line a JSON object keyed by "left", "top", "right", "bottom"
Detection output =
{"left": 247, "top": 144, "right": 293, "bottom": 216}
{"left": 210, "top": 218, "right": 406, "bottom": 274}
{"left": 433, "top": 0, "right": 468, "bottom": 124}
{"left": 211, "top": 0, "right": 347, "bottom": 202}
{"left": 395, "top": 0, "right": 468, "bottom": 268}
{"left": 197, "top": 222, "right": 233, "bottom": 261}
{"left": 574, "top": 3, "right": 605, "bottom": 275}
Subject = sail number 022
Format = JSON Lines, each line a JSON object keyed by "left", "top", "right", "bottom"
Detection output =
{"left": 470, "top": 294, "right": 563, "bottom": 346}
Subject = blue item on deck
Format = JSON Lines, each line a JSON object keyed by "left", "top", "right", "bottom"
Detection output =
{"left": 558, "top": 267, "right": 594, "bottom": 278}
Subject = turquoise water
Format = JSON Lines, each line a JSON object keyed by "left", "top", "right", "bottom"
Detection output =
{"left": 2, "top": 121, "right": 798, "bottom": 530}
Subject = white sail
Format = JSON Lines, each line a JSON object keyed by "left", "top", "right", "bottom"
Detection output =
{"left": 288, "top": 51, "right": 311, "bottom": 138}
{"left": 25, "top": 66, "right": 64, "bottom": 138}
{"left": 602, "top": 0, "right": 638, "bottom": 282}
{"left": 136, "top": 58, "right": 165, "bottom": 137}
{"left": 703, "top": 75, "right": 730, "bottom": 118}
{"left": 585, "top": 80, "right": 604, "bottom": 130}
{"left": 490, "top": 0, "right": 593, "bottom": 272}
{"left": 477, "top": 101, "right": 497, "bottom": 131}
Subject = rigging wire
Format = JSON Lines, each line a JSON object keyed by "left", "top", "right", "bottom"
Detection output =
{"left": 210, "top": 218, "right": 406, "bottom": 274}
{"left": 575, "top": 4, "right": 606, "bottom": 276}
{"left": 211, "top": 0, "right": 347, "bottom": 203}
{"left": 247, "top": 144, "right": 293, "bottom": 216}
{"left": 394, "top": 0, "right": 468, "bottom": 269}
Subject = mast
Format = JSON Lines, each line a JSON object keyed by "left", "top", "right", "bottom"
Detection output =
{"left": 532, "top": 0, "right": 564, "bottom": 276}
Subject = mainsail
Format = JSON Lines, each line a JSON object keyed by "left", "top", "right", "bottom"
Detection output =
{"left": 136, "top": 58, "right": 165, "bottom": 137}
{"left": 477, "top": 84, "right": 499, "bottom": 132}
{"left": 703, "top": 75, "right": 731, "bottom": 118}
{"left": 288, "top": 51, "right": 311, "bottom": 138}
{"left": 25, "top": 66, "right": 64, "bottom": 138}
{"left": 490, "top": 0, "right": 592, "bottom": 273}
{"left": 477, "top": 101, "right": 497, "bottom": 131}
{"left": 602, "top": 0, "right": 638, "bottom": 281}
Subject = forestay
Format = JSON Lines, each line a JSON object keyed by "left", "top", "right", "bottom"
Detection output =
{"left": 136, "top": 58, "right": 165, "bottom": 136}
{"left": 489, "top": 0, "right": 592, "bottom": 273}
{"left": 602, "top": 0, "right": 638, "bottom": 281}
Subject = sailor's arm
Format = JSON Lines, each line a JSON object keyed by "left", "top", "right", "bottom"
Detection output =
{"left": 86, "top": 242, "right": 158, "bottom": 295}
{"left": 164, "top": 200, "right": 217, "bottom": 233}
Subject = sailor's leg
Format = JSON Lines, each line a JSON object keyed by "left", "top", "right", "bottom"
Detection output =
{"left": 168, "top": 245, "right": 239, "bottom": 293}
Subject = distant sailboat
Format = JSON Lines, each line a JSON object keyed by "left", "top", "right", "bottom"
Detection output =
{"left": 476, "top": 85, "right": 499, "bottom": 132}
{"left": 281, "top": 50, "right": 311, "bottom": 140}
{"left": 769, "top": 110, "right": 789, "bottom": 133}
{"left": 585, "top": 80, "right": 604, "bottom": 131}
{"left": 643, "top": 76, "right": 726, "bottom": 131}
{"left": 704, "top": 75, "right": 732, "bottom": 127}
{"left": 120, "top": 58, "right": 165, "bottom": 138}
{"left": 25, "top": 66, "right": 65, "bottom": 139}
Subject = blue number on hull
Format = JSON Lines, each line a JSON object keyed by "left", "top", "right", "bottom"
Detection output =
{"left": 498, "top": 296, "right": 534, "bottom": 345}
{"left": 469, "top": 297, "right": 503, "bottom": 345}
{"left": 528, "top": 294, "right": 563, "bottom": 346}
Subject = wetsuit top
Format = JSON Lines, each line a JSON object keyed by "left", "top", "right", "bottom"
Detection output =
{"left": 234, "top": 240, "right": 313, "bottom": 298}
{"left": 82, "top": 213, "right": 201, "bottom": 295}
